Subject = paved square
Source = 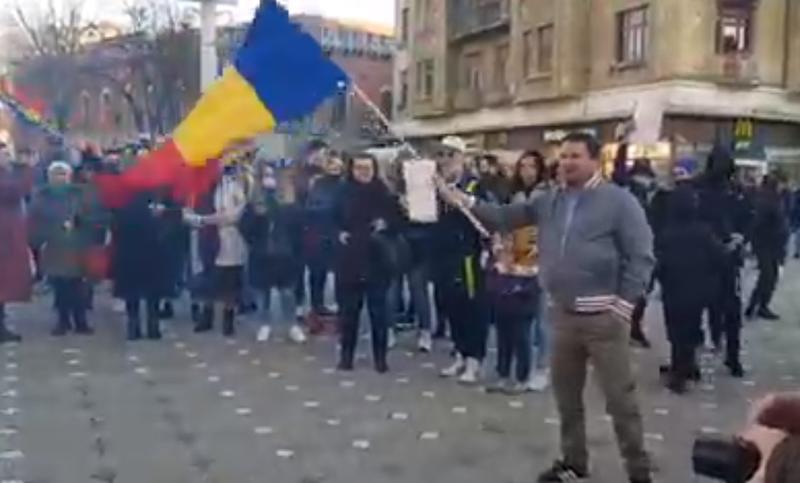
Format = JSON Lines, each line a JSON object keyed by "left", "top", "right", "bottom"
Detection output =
{"left": 1, "top": 265, "right": 799, "bottom": 483}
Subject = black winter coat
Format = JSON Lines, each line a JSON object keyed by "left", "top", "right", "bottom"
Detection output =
{"left": 334, "top": 179, "right": 399, "bottom": 286}
{"left": 239, "top": 195, "right": 302, "bottom": 289}
{"left": 751, "top": 189, "right": 789, "bottom": 261}
{"left": 112, "top": 193, "right": 183, "bottom": 299}
{"left": 655, "top": 185, "right": 726, "bottom": 308}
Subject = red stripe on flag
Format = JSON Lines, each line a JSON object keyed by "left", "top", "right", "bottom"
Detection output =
{"left": 94, "top": 140, "right": 185, "bottom": 208}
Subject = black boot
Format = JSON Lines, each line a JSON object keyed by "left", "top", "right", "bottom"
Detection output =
{"left": 158, "top": 301, "right": 174, "bottom": 320}
{"left": 194, "top": 305, "right": 213, "bottom": 333}
{"left": 127, "top": 315, "right": 142, "bottom": 341}
{"left": 73, "top": 309, "right": 93, "bottom": 335}
{"left": 372, "top": 329, "right": 389, "bottom": 374}
{"left": 756, "top": 307, "right": 780, "bottom": 320}
{"left": 338, "top": 346, "right": 355, "bottom": 371}
{"left": 52, "top": 309, "right": 71, "bottom": 336}
{"left": 146, "top": 312, "right": 162, "bottom": 340}
{"left": 222, "top": 308, "right": 235, "bottom": 337}
{"left": 338, "top": 328, "right": 356, "bottom": 371}
{"left": 725, "top": 359, "right": 745, "bottom": 378}
{"left": 191, "top": 303, "right": 201, "bottom": 324}
{"left": 744, "top": 303, "right": 756, "bottom": 319}
{"left": 0, "top": 309, "right": 20, "bottom": 343}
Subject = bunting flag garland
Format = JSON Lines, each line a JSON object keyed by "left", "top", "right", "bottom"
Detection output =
{"left": 0, "top": 90, "right": 63, "bottom": 141}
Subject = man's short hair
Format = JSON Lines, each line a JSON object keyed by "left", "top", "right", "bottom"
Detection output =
{"left": 562, "top": 131, "right": 602, "bottom": 159}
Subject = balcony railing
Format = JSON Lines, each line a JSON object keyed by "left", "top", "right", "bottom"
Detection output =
{"left": 450, "top": 0, "right": 510, "bottom": 41}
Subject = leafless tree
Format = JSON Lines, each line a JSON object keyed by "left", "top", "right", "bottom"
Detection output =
{"left": 8, "top": 0, "right": 91, "bottom": 129}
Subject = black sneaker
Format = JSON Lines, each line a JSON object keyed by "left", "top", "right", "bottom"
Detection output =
{"left": 756, "top": 308, "right": 780, "bottom": 320}
{"left": 726, "top": 360, "right": 745, "bottom": 378}
{"left": 630, "top": 476, "right": 653, "bottom": 483}
{"left": 537, "top": 460, "right": 589, "bottom": 482}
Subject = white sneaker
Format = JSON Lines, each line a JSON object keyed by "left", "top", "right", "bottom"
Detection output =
{"left": 458, "top": 357, "right": 481, "bottom": 384}
{"left": 289, "top": 324, "right": 307, "bottom": 344}
{"left": 440, "top": 354, "right": 465, "bottom": 378}
{"left": 256, "top": 325, "right": 272, "bottom": 343}
{"left": 526, "top": 369, "right": 550, "bottom": 392}
{"left": 112, "top": 299, "right": 126, "bottom": 313}
{"left": 387, "top": 328, "right": 397, "bottom": 350}
{"left": 417, "top": 330, "right": 433, "bottom": 353}
{"left": 295, "top": 306, "right": 306, "bottom": 319}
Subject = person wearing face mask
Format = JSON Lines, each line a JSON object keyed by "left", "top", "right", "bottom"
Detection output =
{"left": 0, "top": 143, "right": 33, "bottom": 342}
{"left": 110, "top": 189, "right": 181, "bottom": 341}
{"left": 334, "top": 153, "right": 400, "bottom": 373}
{"left": 303, "top": 154, "right": 344, "bottom": 318}
{"left": 30, "top": 162, "right": 103, "bottom": 336}
{"left": 240, "top": 161, "right": 306, "bottom": 344}
{"left": 190, "top": 164, "right": 248, "bottom": 337}
{"left": 294, "top": 140, "right": 330, "bottom": 317}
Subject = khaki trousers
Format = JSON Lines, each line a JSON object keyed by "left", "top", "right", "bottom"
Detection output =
{"left": 550, "top": 308, "right": 650, "bottom": 479}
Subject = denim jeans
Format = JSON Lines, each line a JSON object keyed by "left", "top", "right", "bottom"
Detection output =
{"left": 262, "top": 287, "right": 297, "bottom": 327}
{"left": 496, "top": 311, "right": 533, "bottom": 382}
{"left": 407, "top": 264, "right": 432, "bottom": 331}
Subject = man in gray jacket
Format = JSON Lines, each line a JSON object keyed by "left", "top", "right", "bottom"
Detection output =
{"left": 438, "top": 132, "right": 655, "bottom": 483}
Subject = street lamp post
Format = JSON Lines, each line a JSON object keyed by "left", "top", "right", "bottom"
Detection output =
{"left": 190, "top": 0, "right": 238, "bottom": 92}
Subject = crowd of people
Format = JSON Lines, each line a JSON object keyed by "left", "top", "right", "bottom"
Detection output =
{"left": 0, "top": 130, "right": 797, "bottom": 483}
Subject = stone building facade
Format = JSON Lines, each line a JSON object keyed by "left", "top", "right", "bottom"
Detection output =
{"left": 393, "top": 0, "right": 800, "bottom": 171}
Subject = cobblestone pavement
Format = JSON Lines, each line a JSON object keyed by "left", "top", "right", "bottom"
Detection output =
{"left": 1, "top": 263, "right": 799, "bottom": 483}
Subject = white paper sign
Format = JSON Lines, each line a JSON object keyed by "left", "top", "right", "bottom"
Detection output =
{"left": 403, "top": 159, "right": 438, "bottom": 223}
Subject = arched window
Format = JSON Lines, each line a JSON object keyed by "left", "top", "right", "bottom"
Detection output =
{"left": 99, "top": 88, "right": 113, "bottom": 127}
{"left": 80, "top": 91, "right": 91, "bottom": 126}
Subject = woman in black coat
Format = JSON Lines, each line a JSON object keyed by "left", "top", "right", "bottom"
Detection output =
{"left": 335, "top": 153, "right": 400, "bottom": 373}
{"left": 656, "top": 184, "right": 726, "bottom": 393}
{"left": 111, "top": 191, "right": 181, "bottom": 340}
{"left": 746, "top": 175, "right": 789, "bottom": 320}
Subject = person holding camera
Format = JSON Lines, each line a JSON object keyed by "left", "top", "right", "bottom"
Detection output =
{"left": 438, "top": 132, "right": 654, "bottom": 483}
{"left": 693, "top": 392, "right": 800, "bottom": 483}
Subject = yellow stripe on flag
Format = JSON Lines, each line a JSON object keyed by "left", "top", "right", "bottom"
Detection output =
{"left": 173, "top": 67, "right": 277, "bottom": 167}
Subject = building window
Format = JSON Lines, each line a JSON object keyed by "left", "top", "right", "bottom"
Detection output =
{"left": 401, "top": 7, "right": 410, "bottom": 44}
{"left": 416, "top": 59, "right": 435, "bottom": 99}
{"left": 522, "top": 30, "right": 534, "bottom": 77}
{"left": 537, "top": 24, "right": 554, "bottom": 73}
{"left": 99, "top": 89, "right": 112, "bottom": 126}
{"left": 616, "top": 5, "right": 648, "bottom": 64}
{"left": 494, "top": 43, "right": 509, "bottom": 89}
{"left": 415, "top": 0, "right": 432, "bottom": 30}
{"left": 461, "top": 52, "right": 484, "bottom": 91}
{"left": 717, "top": 7, "right": 752, "bottom": 54}
{"left": 80, "top": 91, "right": 91, "bottom": 126}
{"left": 399, "top": 69, "right": 409, "bottom": 110}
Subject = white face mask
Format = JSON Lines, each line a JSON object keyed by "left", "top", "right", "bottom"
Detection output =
{"left": 262, "top": 177, "right": 277, "bottom": 190}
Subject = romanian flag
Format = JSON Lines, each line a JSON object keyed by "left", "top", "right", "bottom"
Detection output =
{"left": 96, "top": 1, "right": 348, "bottom": 207}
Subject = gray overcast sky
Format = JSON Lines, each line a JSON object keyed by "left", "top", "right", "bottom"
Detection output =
{"left": 242, "top": 0, "right": 395, "bottom": 25}
{"left": 0, "top": 0, "right": 395, "bottom": 28}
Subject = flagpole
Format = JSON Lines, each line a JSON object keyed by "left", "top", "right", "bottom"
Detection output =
{"left": 350, "top": 83, "right": 490, "bottom": 239}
